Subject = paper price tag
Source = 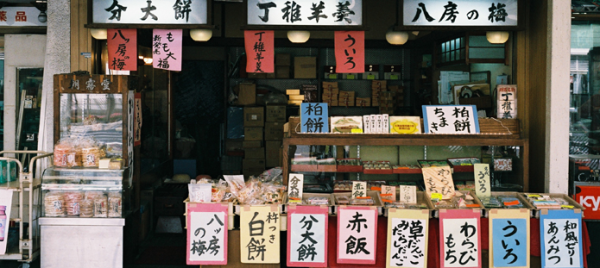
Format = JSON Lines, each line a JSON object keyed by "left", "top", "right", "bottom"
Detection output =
{"left": 351, "top": 129, "right": 363, "bottom": 133}
{"left": 561, "top": 205, "right": 574, "bottom": 209}
{"left": 431, "top": 193, "right": 443, "bottom": 200}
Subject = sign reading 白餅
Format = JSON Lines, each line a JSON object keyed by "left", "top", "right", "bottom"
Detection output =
{"left": 247, "top": 0, "right": 363, "bottom": 26}
{"left": 93, "top": 0, "right": 208, "bottom": 24}
{"left": 403, "top": 0, "right": 517, "bottom": 27}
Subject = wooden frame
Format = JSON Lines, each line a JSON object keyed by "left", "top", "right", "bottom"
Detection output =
{"left": 242, "top": 0, "right": 368, "bottom": 31}
{"left": 53, "top": 74, "right": 131, "bottom": 167}
{"left": 85, "top": 0, "right": 214, "bottom": 29}
{"left": 396, "top": 0, "right": 527, "bottom": 31}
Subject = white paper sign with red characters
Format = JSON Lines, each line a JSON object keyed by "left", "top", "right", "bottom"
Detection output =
{"left": 287, "top": 205, "right": 328, "bottom": 267}
{"left": 337, "top": 206, "right": 378, "bottom": 264}
{"left": 186, "top": 203, "right": 228, "bottom": 265}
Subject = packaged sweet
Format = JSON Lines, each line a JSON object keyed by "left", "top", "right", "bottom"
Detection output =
{"left": 45, "top": 192, "right": 66, "bottom": 217}
{"left": 80, "top": 199, "right": 94, "bottom": 218}
{"left": 350, "top": 197, "right": 374, "bottom": 205}
{"left": 108, "top": 192, "right": 122, "bottom": 217}
{"left": 224, "top": 175, "right": 246, "bottom": 198}
{"left": 92, "top": 193, "right": 108, "bottom": 218}
{"left": 306, "top": 196, "right": 329, "bottom": 205}
{"left": 189, "top": 183, "right": 212, "bottom": 203}
{"left": 54, "top": 138, "right": 80, "bottom": 167}
{"left": 64, "top": 191, "right": 83, "bottom": 216}
{"left": 336, "top": 195, "right": 350, "bottom": 205}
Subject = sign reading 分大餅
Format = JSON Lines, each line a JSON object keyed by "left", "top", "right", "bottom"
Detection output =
{"left": 93, "top": 0, "right": 208, "bottom": 24}
{"left": 403, "top": 0, "right": 518, "bottom": 27}
{"left": 247, "top": 0, "right": 363, "bottom": 26}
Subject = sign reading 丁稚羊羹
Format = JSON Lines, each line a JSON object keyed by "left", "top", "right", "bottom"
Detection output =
{"left": 403, "top": 0, "right": 518, "bottom": 27}
{"left": 93, "top": 0, "right": 208, "bottom": 24}
{"left": 247, "top": 0, "right": 363, "bottom": 26}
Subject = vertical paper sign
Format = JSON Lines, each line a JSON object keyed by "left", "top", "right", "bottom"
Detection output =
{"left": 335, "top": 31, "right": 365, "bottom": 73}
{"left": 152, "top": 29, "right": 183, "bottom": 71}
{"left": 244, "top": 30, "right": 274, "bottom": 73}
{"left": 387, "top": 209, "right": 429, "bottom": 268}
{"left": 337, "top": 206, "right": 377, "bottom": 264}
{"left": 490, "top": 209, "right": 529, "bottom": 268}
{"left": 474, "top": 163, "right": 491, "bottom": 198}
{"left": 497, "top": 85, "right": 517, "bottom": 119}
{"left": 0, "top": 190, "right": 13, "bottom": 254}
{"left": 134, "top": 93, "right": 142, "bottom": 146}
{"left": 422, "top": 105, "right": 480, "bottom": 134}
{"left": 186, "top": 203, "right": 228, "bottom": 265}
{"left": 300, "top": 103, "right": 329, "bottom": 133}
{"left": 540, "top": 210, "right": 583, "bottom": 268}
{"left": 287, "top": 205, "right": 328, "bottom": 267}
{"left": 352, "top": 181, "right": 367, "bottom": 198}
{"left": 240, "top": 206, "right": 280, "bottom": 263}
{"left": 422, "top": 167, "right": 455, "bottom": 200}
{"left": 108, "top": 29, "right": 137, "bottom": 71}
{"left": 288, "top": 174, "right": 304, "bottom": 203}
{"left": 381, "top": 186, "right": 396, "bottom": 203}
{"left": 400, "top": 185, "right": 417, "bottom": 204}
{"left": 439, "top": 209, "right": 481, "bottom": 268}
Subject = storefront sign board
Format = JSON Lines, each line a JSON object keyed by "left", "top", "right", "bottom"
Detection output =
{"left": 244, "top": 30, "right": 275, "bottom": 73}
{"left": 422, "top": 105, "right": 480, "bottom": 134}
{"left": 56, "top": 74, "right": 124, "bottom": 94}
{"left": 287, "top": 205, "right": 328, "bottom": 267}
{"left": 152, "top": 29, "right": 183, "bottom": 72}
{"left": 93, "top": 0, "right": 208, "bottom": 24}
{"left": 489, "top": 209, "right": 529, "bottom": 268}
{"left": 497, "top": 85, "right": 517, "bottom": 119}
{"left": 300, "top": 103, "right": 329, "bottom": 133}
{"left": 108, "top": 29, "right": 137, "bottom": 71}
{"left": 540, "top": 209, "right": 583, "bottom": 268}
{"left": 288, "top": 173, "right": 304, "bottom": 202}
{"left": 0, "top": 7, "right": 47, "bottom": 26}
{"left": 386, "top": 209, "right": 429, "bottom": 268}
{"left": 335, "top": 31, "right": 365, "bottom": 73}
{"left": 247, "top": 0, "right": 363, "bottom": 26}
{"left": 337, "top": 206, "right": 377, "bottom": 264}
{"left": 575, "top": 185, "right": 600, "bottom": 220}
{"left": 186, "top": 203, "right": 228, "bottom": 265}
{"left": 439, "top": 209, "right": 481, "bottom": 268}
{"left": 240, "top": 205, "right": 280, "bottom": 263}
{"left": 403, "top": 0, "right": 518, "bottom": 27}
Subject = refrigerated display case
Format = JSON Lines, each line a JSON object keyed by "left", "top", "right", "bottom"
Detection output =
{"left": 39, "top": 167, "right": 129, "bottom": 268}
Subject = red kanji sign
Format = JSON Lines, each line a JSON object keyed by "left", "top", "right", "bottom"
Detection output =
{"left": 15, "top": 11, "right": 26, "bottom": 22}
{"left": 244, "top": 30, "right": 274, "bottom": 73}
{"left": 335, "top": 31, "right": 365, "bottom": 73}
{"left": 108, "top": 29, "right": 137, "bottom": 71}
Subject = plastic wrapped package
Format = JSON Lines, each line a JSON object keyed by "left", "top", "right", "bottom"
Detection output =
{"left": 64, "top": 192, "right": 83, "bottom": 216}
{"left": 108, "top": 192, "right": 122, "bottom": 217}
{"left": 44, "top": 192, "right": 66, "bottom": 217}
{"left": 54, "top": 139, "right": 79, "bottom": 167}
{"left": 80, "top": 199, "right": 94, "bottom": 218}
{"left": 224, "top": 175, "right": 246, "bottom": 200}
{"left": 189, "top": 183, "right": 212, "bottom": 203}
{"left": 85, "top": 191, "right": 108, "bottom": 218}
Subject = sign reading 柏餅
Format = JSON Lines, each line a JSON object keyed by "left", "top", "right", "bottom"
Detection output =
{"left": 335, "top": 31, "right": 365, "bottom": 73}
{"left": 108, "top": 29, "right": 137, "bottom": 71}
{"left": 403, "top": 0, "right": 517, "bottom": 27}
{"left": 241, "top": 206, "right": 281, "bottom": 263}
{"left": 337, "top": 206, "right": 377, "bottom": 264}
{"left": 300, "top": 103, "right": 329, "bottom": 133}
{"left": 247, "top": 0, "right": 363, "bottom": 26}
{"left": 287, "top": 205, "right": 328, "bottom": 267}
{"left": 186, "top": 203, "right": 228, "bottom": 265}
{"left": 288, "top": 174, "right": 304, "bottom": 203}
{"left": 244, "top": 30, "right": 275, "bottom": 73}
{"left": 152, "top": 29, "right": 183, "bottom": 71}
{"left": 93, "top": 0, "right": 208, "bottom": 24}
{"left": 422, "top": 105, "right": 480, "bottom": 134}
{"left": 474, "top": 163, "right": 491, "bottom": 198}
{"left": 540, "top": 210, "right": 583, "bottom": 268}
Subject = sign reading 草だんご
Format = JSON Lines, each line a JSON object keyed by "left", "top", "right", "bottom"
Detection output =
{"left": 403, "top": 0, "right": 518, "bottom": 27}
{"left": 93, "top": 0, "right": 208, "bottom": 24}
{"left": 247, "top": 0, "right": 363, "bottom": 26}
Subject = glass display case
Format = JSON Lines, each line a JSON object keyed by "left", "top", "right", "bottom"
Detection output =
{"left": 41, "top": 167, "right": 129, "bottom": 218}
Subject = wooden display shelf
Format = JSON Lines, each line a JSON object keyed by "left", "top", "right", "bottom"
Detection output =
{"left": 393, "top": 168, "right": 422, "bottom": 174}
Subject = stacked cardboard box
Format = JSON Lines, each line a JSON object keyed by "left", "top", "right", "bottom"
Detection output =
{"left": 265, "top": 105, "right": 285, "bottom": 168}
{"left": 379, "top": 91, "right": 395, "bottom": 115}
{"left": 294, "top": 57, "right": 317, "bottom": 79}
{"left": 371, "top": 80, "right": 387, "bottom": 107}
{"left": 276, "top": 54, "right": 291, "bottom": 79}
{"left": 356, "top": 97, "right": 371, "bottom": 107}
{"left": 235, "top": 82, "right": 256, "bottom": 106}
{"left": 388, "top": 85, "right": 405, "bottom": 107}
{"left": 286, "top": 89, "right": 303, "bottom": 106}
{"left": 243, "top": 107, "right": 265, "bottom": 176}
{"left": 322, "top": 81, "right": 339, "bottom": 106}
{"left": 338, "top": 91, "right": 356, "bottom": 106}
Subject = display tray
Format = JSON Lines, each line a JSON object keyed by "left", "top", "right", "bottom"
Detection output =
{"left": 430, "top": 191, "right": 485, "bottom": 218}
{"left": 481, "top": 191, "right": 535, "bottom": 218}
{"left": 392, "top": 167, "right": 422, "bottom": 174}
{"left": 447, "top": 157, "right": 480, "bottom": 173}
{"left": 39, "top": 217, "right": 125, "bottom": 226}
{"left": 362, "top": 168, "right": 393, "bottom": 174}
{"left": 383, "top": 191, "right": 434, "bottom": 218}
{"left": 284, "top": 193, "right": 336, "bottom": 215}
{"left": 290, "top": 164, "right": 337, "bottom": 173}
{"left": 520, "top": 192, "right": 586, "bottom": 218}
{"left": 336, "top": 165, "right": 363, "bottom": 173}
{"left": 333, "top": 190, "right": 384, "bottom": 215}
